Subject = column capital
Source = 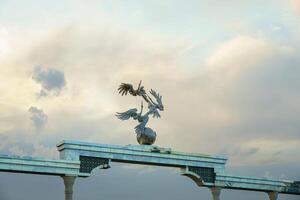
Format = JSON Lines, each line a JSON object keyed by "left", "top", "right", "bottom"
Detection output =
{"left": 210, "top": 187, "right": 222, "bottom": 200}
{"left": 62, "top": 176, "right": 76, "bottom": 184}
{"left": 267, "top": 191, "right": 278, "bottom": 200}
{"left": 62, "top": 176, "right": 76, "bottom": 200}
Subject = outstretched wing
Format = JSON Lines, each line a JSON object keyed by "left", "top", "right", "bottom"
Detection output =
{"left": 149, "top": 89, "right": 164, "bottom": 111}
{"left": 118, "top": 83, "right": 135, "bottom": 96}
{"left": 151, "top": 108, "right": 161, "bottom": 118}
{"left": 115, "top": 108, "right": 138, "bottom": 120}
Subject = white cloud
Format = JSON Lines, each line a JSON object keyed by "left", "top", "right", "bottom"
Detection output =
{"left": 205, "top": 35, "right": 275, "bottom": 83}
{"left": 288, "top": 0, "right": 300, "bottom": 12}
{"left": 0, "top": 2, "right": 300, "bottom": 199}
{"left": 0, "top": 27, "right": 12, "bottom": 57}
{"left": 0, "top": 24, "right": 300, "bottom": 168}
{"left": 206, "top": 36, "right": 273, "bottom": 67}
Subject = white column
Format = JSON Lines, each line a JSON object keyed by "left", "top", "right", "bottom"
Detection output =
{"left": 210, "top": 187, "right": 221, "bottom": 200}
{"left": 62, "top": 176, "right": 76, "bottom": 200}
{"left": 268, "top": 192, "right": 278, "bottom": 200}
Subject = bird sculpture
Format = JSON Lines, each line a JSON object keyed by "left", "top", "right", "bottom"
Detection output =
{"left": 116, "top": 81, "right": 164, "bottom": 145}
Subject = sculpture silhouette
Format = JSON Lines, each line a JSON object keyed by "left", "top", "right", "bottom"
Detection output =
{"left": 116, "top": 81, "right": 164, "bottom": 145}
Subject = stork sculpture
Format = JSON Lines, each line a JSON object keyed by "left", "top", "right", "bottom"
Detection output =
{"left": 116, "top": 81, "right": 164, "bottom": 145}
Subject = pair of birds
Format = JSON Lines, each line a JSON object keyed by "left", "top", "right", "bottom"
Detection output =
{"left": 117, "top": 81, "right": 164, "bottom": 118}
{"left": 116, "top": 81, "right": 164, "bottom": 145}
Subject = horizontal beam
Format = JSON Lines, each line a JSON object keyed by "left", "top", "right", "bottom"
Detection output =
{"left": 57, "top": 140, "right": 227, "bottom": 173}
{"left": 0, "top": 154, "right": 85, "bottom": 176}
{"left": 0, "top": 140, "right": 299, "bottom": 197}
{"left": 215, "top": 174, "right": 300, "bottom": 195}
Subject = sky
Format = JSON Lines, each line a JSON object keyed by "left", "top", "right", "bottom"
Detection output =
{"left": 0, "top": 0, "right": 300, "bottom": 199}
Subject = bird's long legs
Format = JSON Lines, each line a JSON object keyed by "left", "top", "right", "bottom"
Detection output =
{"left": 140, "top": 101, "right": 143, "bottom": 115}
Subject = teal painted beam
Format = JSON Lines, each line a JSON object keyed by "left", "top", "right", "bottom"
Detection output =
{"left": 57, "top": 140, "right": 227, "bottom": 174}
{"left": 215, "top": 174, "right": 300, "bottom": 195}
{"left": 0, "top": 154, "right": 85, "bottom": 177}
{"left": 57, "top": 140, "right": 300, "bottom": 195}
{"left": 0, "top": 140, "right": 299, "bottom": 197}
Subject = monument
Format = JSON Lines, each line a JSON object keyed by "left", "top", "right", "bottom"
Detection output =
{"left": 116, "top": 81, "right": 164, "bottom": 145}
{"left": 0, "top": 81, "right": 299, "bottom": 200}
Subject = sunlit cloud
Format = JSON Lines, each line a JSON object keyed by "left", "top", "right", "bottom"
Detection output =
{"left": 0, "top": 27, "right": 11, "bottom": 56}
{"left": 0, "top": 0, "right": 299, "bottom": 173}
{"left": 0, "top": 1, "right": 300, "bottom": 200}
{"left": 288, "top": 0, "right": 300, "bottom": 13}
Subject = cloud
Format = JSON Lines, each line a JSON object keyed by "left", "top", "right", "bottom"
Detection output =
{"left": 263, "top": 170, "right": 287, "bottom": 180}
{"left": 32, "top": 66, "right": 66, "bottom": 97}
{"left": 206, "top": 35, "right": 274, "bottom": 68}
{"left": 1, "top": 3, "right": 300, "bottom": 199}
{"left": 1, "top": 2, "right": 300, "bottom": 199}
{"left": 160, "top": 35, "right": 300, "bottom": 166}
{"left": 204, "top": 35, "right": 284, "bottom": 85}
{"left": 288, "top": 0, "right": 300, "bottom": 13}
{"left": 28, "top": 106, "right": 48, "bottom": 130}
{"left": 1, "top": 23, "right": 300, "bottom": 169}
{"left": 25, "top": 31, "right": 300, "bottom": 168}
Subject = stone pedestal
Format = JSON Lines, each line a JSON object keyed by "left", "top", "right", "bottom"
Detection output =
{"left": 268, "top": 192, "right": 278, "bottom": 200}
{"left": 62, "top": 176, "right": 76, "bottom": 200}
{"left": 210, "top": 187, "right": 221, "bottom": 200}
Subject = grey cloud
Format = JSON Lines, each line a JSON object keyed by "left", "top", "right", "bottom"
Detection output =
{"left": 28, "top": 106, "right": 48, "bottom": 130}
{"left": 32, "top": 66, "right": 66, "bottom": 97}
{"left": 0, "top": 163, "right": 299, "bottom": 200}
{"left": 226, "top": 147, "right": 260, "bottom": 158}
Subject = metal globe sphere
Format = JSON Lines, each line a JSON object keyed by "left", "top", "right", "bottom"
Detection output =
{"left": 137, "top": 129, "right": 156, "bottom": 145}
